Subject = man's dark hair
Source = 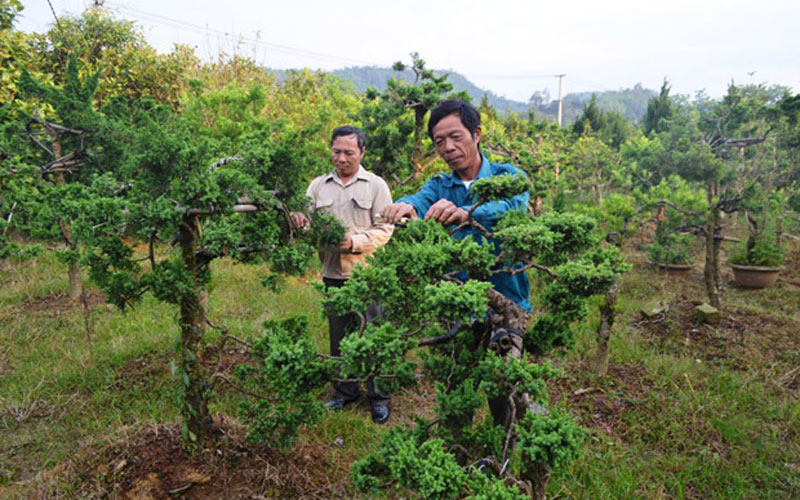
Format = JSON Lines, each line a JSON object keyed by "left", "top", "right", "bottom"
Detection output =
{"left": 427, "top": 99, "right": 481, "bottom": 140}
{"left": 331, "top": 125, "right": 366, "bottom": 150}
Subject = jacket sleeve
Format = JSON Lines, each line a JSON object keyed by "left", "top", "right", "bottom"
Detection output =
{"left": 396, "top": 176, "right": 443, "bottom": 219}
{"left": 350, "top": 179, "right": 394, "bottom": 254}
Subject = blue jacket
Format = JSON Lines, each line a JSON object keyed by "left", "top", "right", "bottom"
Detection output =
{"left": 397, "top": 155, "right": 531, "bottom": 312}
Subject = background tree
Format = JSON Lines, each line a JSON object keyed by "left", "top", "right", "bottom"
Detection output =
{"left": 355, "top": 52, "right": 467, "bottom": 192}
{"left": 642, "top": 78, "right": 674, "bottom": 136}
{"left": 31, "top": 7, "right": 197, "bottom": 108}
{"left": 622, "top": 83, "right": 785, "bottom": 308}
{"left": 16, "top": 57, "right": 102, "bottom": 300}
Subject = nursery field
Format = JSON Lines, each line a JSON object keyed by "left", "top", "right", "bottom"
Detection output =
{"left": 1, "top": 240, "right": 798, "bottom": 499}
{"left": 3, "top": 4, "right": 800, "bottom": 499}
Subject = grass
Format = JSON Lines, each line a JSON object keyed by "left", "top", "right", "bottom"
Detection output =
{"left": 1, "top": 245, "right": 799, "bottom": 498}
{"left": 545, "top": 259, "right": 800, "bottom": 499}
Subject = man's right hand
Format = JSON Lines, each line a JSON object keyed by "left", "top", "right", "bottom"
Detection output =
{"left": 381, "top": 202, "right": 418, "bottom": 224}
{"left": 291, "top": 212, "right": 309, "bottom": 229}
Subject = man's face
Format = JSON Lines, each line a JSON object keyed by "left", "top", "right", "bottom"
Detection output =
{"left": 331, "top": 134, "right": 365, "bottom": 180}
{"left": 431, "top": 113, "right": 481, "bottom": 180}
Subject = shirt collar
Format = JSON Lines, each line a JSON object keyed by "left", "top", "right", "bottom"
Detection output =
{"left": 323, "top": 165, "right": 369, "bottom": 185}
{"left": 441, "top": 154, "right": 490, "bottom": 187}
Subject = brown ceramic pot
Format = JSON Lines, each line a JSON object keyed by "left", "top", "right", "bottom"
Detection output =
{"left": 658, "top": 263, "right": 694, "bottom": 278}
{"left": 729, "top": 264, "right": 782, "bottom": 288}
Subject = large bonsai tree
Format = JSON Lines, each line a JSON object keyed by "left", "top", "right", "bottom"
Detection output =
{"left": 238, "top": 172, "right": 628, "bottom": 499}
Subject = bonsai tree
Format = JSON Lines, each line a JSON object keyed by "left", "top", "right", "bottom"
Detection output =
{"left": 237, "top": 173, "right": 628, "bottom": 499}
{"left": 16, "top": 57, "right": 102, "bottom": 300}
{"left": 648, "top": 232, "right": 694, "bottom": 266}
{"left": 81, "top": 93, "right": 342, "bottom": 448}
{"left": 621, "top": 84, "right": 788, "bottom": 308}
{"left": 729, "top": 192, "right": 786, "bottom": 268}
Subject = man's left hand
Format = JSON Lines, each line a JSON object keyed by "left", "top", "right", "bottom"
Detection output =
{"left": 424, "top": 199, "right": 468, "bottom": 226}
{"left": 340, "top": 235, "right": 353, "bottom": 250}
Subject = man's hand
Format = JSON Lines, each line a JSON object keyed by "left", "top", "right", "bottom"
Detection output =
{"left": 424, "top": 199, "right": 468, "bottom": 226}
{"left": 290, "top": 212, "right": 309, "bottom": 229}
{"left": 340, "top": 234, "right": 353, "bottom": 251}
{"left": 381, "top": 202, "right": 418, "bottom": 224}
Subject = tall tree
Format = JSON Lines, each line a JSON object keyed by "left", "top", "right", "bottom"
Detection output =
{"left": 32, "top": 7, "right": 197, "bottom": 108}
{"left": 642, "top": 78, "right": 674, "bottom": 136}
{"left": 355, "top": 53, "right": 466, "bottom": 190}
{"left": 571, "top": 94, "right": 606, "bottom": 138}
{"left": 18, "top": 57, "right": 102, "bottom": 299}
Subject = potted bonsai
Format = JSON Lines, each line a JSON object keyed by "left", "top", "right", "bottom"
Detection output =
{"left": 728, "top": 229, "right": 785, "bottom": 288}
{"left": 649, "top": 232, "right": 695, "bottom": 277}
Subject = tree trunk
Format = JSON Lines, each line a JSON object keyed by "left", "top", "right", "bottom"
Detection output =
{"left": 488, "top": 290, "right": 552, "bottom": 499}
{"left": 412, "top": 106, "right": 426, "bottom": 168}
{"left": 67, "top": 261, "right": 83, "bottom": 300}
{"left": 703, "top": 182, "right": 722, "bottom": 309}
{"left": 592, "top": 283, "right": 618, "bottom": 376}
{"left": 178, "top": 215, "right": 213, "bottom": 448}
{"left": 519, "top": 461, "right": 550, "bottom": 500}
{"left": 50, "top": 132, "right": 84, "bottom": 300}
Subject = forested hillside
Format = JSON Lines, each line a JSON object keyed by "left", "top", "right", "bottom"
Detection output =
{"left": 270, "top": 65, "right": 657, "bottom": 123}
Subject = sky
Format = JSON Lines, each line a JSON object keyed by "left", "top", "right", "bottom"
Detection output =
{"left": 16, "top": 0, "right": 800, "bottom": 103}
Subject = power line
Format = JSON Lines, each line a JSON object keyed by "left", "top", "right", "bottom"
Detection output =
{"left": 45, "top": 0, "right": 65, "bottom": 39}
{"left": 51, "top": 1, "right": 616, "bottom": 97}
{"left": 105, "top": 2, "right": 579, "bottom": 85}
{"left": 463, "top": 73, "right": 562, "bottom": 80}
{"left": 104, "top": 1, "right": 380, "bottom": 67}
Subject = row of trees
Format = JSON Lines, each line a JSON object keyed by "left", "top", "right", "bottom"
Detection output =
{"left": 2, "top": 4, "right": 800, "bottom": 498}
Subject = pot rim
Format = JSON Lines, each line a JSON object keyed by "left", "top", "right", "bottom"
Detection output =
{"left": 728, "top": 263, "right": 783, "bottom": 272}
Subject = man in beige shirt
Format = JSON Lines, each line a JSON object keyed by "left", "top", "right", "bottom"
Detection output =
{"left": 291, "top": 125, "right": 394, "bottom": 423}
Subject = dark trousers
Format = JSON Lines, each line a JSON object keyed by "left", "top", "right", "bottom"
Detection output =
{"left": 324, "top": 277, "right": 390, "bottom": 408}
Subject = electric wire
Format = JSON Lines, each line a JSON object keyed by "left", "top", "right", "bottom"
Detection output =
{"left": 42, "top": 1, "right": 614, "bottom": 96}
{"left": 104, "top": 1, "right": 380, "bottom": 67}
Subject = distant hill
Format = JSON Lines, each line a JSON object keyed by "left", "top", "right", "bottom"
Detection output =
{"left": 269, "top": 66, "right": 657, "bottom": 124}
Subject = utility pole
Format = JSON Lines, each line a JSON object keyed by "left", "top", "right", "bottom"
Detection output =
{"left": 556, "top": 74, "right": 566, "bottom": 127}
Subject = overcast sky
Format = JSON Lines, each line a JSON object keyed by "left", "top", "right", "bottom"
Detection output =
{"left": 16, "top": 0, "right": 800, "bottom": 103}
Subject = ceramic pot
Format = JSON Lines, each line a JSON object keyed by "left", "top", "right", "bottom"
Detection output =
{"left": 729, "top": 264, "right": 781, "bottom": 288}
{"left": 658, "top": 263, "right": 694, "bottom": 278}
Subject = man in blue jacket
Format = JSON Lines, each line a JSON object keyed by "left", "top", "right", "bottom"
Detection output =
{"left": 382, "top": 99, "right": 531, "bottom": 431}
{"left": 381, "top": 99, "right": 531, "bottom": 313}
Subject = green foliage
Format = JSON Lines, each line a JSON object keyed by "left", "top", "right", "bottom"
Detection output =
{"left": 563, "top": 134, "right": 618, "bottom": 204}
{"left": 20, "top": 56, "right": 101, "bottom": 128}
{"left": 571, "top": 94, "right": 634, "bottom": 149}
{"left": 0, "top": 239, "right": 41, "bottom": 261}
{"left": 32, "top": 7, "right": 197, "bottom": 107}
{"left": 474, "top": 353, "right": 559, "bottom": 403}
{"left": 516, "top": 410, "right": 585, "bottom": 470}
{"left": 495, "top": 211, "right": 598, "bottom": 266}
{"left": 469, "top": 479, "right": 529, "bottom": 500}
{"left": 355, "top": 52, "right": 466, "bottom": 189}
{"left": 471, "top": 173, "right": 531, "bottom": 203}
{"left": 352, "top": 427, "right": 470, "bottom": 499}
{"left": 0, "top": 0, "right": 41, "bottom": 117}
{"left": 728, "top": 232, "right": 785, "bottom": 267}
{"left": 338, "top": 323, "right": 417, "bottom": 392}
{"left": 237, "top": 317, "right": 329, "bottom": 448}
{"left": 648, "top": 232, "right": 693, "bottom": 265}
{"left": 642, "top": 78, "right": 675, "bottom": 136}
{"left": 423, "top": 280, "right": 492, "bottom": 323}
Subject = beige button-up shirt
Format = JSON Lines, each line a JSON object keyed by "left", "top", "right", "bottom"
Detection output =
{"left": 307, "top": 165, "right": 393, "bottom": 279}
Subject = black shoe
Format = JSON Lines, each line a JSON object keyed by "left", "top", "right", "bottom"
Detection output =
{"left": 324, "top": 397, "right": 354, "bottom": 411}
{"left": 371, "top": 404, "right": 390, "bottom": 424}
